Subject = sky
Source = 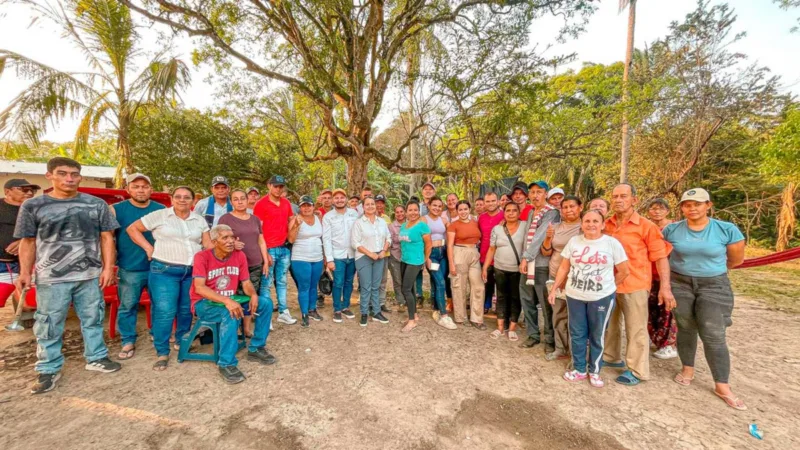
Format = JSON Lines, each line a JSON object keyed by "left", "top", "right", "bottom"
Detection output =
{"left": 0, "top": 0, "right": 798, "bottom": 143}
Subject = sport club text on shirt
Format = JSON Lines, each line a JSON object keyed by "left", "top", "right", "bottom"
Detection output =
{"left": 208, "top": 265, "right": 240, "bottom": 296}
{"left": 569, "top": 246, "right": 609, "bottom": 293}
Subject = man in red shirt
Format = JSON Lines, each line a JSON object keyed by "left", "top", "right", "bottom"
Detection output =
{"left": 252, "top": 175, "right": 296, "bottom": 325}
{"left": 191, "top": 224, "right": 276, "bottom": 384}
{"left": 478, "top": 192, "right": 504, "bottom": 316}
{"left": 317, "top": 189, "right": 332, "bottom": 217}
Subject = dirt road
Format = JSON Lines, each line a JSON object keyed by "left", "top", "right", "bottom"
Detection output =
{"left": 0, "top": 290, "right": 797, "bottom": 449}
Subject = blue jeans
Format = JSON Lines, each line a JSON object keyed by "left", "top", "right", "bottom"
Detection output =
{"left": 194, "top": 300, "right": 241, "bottom": 367}
{"left": 33, "top": 278, "right": 108, "bottom": 374}
{"left": 427, "top": 247, "right": 448, "bottom": 314}
{"left": 291, "top": 260, "right": 323, "bottom": 315}
{"left": 148, "top": 260, "right": 193, "bottom": 357}
{"left": 333, "top": 258, "right": 356, "bottom": 312}
{"left": 117, "top": 268, "right": 150, "bottom": 346}
{"left": 356, "top": 257, "right": 385, "bottom": 315}
{"left": 567, "top": 293, "right": 616, "bottom": 374}
{"left": 261, "top": 247, "right": 291, "bottom": 313}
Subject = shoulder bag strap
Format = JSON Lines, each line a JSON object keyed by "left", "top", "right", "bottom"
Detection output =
{"left": 504, "top": 225, "right": 521, "bottom": 265}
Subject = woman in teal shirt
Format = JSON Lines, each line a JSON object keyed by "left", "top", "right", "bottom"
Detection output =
{"left": 399, "top": 202, "right": 432, "bottom": 333}
{"left": 663, "top": 188, "right": 746, "bottom": 411}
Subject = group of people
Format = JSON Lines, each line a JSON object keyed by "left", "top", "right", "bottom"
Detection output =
{"left": 1, "top": 156, "right": 748, "bottom": 411}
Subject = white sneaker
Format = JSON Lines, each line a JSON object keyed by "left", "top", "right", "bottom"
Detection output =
{"left": 437, "top": 315, "right": 457, "bottom": 330}
{"left": 277, "top": 311, "right": 297, "bottom": 325}
{"left": 653, "top": 345, "right": 678, "bottom": 359}
{"left": 270, "top": 322, "right": 274, "bottom": 331}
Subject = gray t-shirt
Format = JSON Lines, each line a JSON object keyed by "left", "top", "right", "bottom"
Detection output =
{"left": 489, "top": 223, "right": 526, "bottom": 272}
{"left": 14, "top": 193, "right": 119, "bottom": 284}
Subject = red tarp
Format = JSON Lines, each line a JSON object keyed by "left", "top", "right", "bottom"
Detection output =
{"left": 43, "top": 186, "right": 171, "bottom": 206}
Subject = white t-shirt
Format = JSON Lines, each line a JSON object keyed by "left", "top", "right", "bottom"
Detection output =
{"left": 560, "top": 234, "right": 628, "bottom": 301}
{"left": 291, "top": 217, "right": 324, "bottom": 262}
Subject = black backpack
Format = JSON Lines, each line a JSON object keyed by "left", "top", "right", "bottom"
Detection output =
{"left": 318, "top": 270, "right": 333, "bottom": 296}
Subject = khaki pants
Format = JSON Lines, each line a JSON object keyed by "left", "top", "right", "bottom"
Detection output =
{"left": 552, "top": 296, "right": 570, "bottom": 355}
{"left": 603, "top": 290, "right": 650, "bottom": 380}
{"left": 451, "top": 246, "right": 484, "bottom": 324}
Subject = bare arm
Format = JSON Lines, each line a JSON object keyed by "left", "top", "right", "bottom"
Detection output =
{"left": 727, "top": 240, "right": 745, "bottom": 269}
{"left": 14, "top": 238, "right": 36, "bottom": 292}
{"left": 287, "top": 216, "right": 302, "bottom": 243}
{"left": 447, "top": 230, "right": 457, "bottom": 275}
{"left": 127, "top": 220, "right": 154, "bottom": 259}
{"left": 654, "top": 257, "right": 676, "bottom": 310}
{"left": 98, "top": 231, "right": 116, "bottom": 289}
{"left": 201, "top": 231, "right": 213, "bottom": 249}
{"left": 481, "top": 246, "right": 497, "bottom": 282}
{"left": 423, "top": 234, "right": 432, "bottom": 268}
{"left": 614, "top": 261, "right": 631, "bottom": 287}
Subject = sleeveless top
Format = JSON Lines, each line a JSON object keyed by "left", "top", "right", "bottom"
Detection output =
{"left": 426, "top": 215, "right": 447, "bottom": 241}
{"left": 115, "top": 199, "right": 165, "bottom": 271}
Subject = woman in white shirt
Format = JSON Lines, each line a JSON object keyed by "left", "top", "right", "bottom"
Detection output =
{"left": 127, "top": 186, "right": 211, "bottom": 371}
{"left": 549, "top": 209, "right": 630, "bottom": 388}
{"left": 351, "top": 197, "right": 391, "bottom": 327}
{"left": 288, "top": 195, "right": 324, "bottom": 328}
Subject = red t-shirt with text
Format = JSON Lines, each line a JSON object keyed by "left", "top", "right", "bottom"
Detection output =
{"left": 190, "top": 249, "right": 249, "bottom": 312}
{"left": 253, "top": 197, "right": 294, "bottom": 248}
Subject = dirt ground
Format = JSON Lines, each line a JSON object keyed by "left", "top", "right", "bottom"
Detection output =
{"left": 1, "top": 281, "right": 798, "bottom": 449}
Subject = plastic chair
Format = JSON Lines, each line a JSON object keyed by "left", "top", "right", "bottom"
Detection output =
{"left": 107, "top": 288, "right": 153, "bottom": 340}
{"left": 177, "top": 316, "right": 246, "bottom": 363}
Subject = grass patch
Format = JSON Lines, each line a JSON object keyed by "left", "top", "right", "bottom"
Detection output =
{"left": 729, "top": 247, "right": 800, "bottom": 313}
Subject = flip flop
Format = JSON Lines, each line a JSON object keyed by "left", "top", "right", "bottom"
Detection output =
{"left": 152, "top": 359, "right": 168, "bottom": 371}
{"left": 615, "top": 370, "right": 641, "bottom": 386}
{"left": 490, "top": 329, "right": 503, "bottom": 339}
{"left": 118, "top": 346, "right": 135, "bottom": 360}
{"left": 508, "top": 330, "right": 519, "bottom": 342}
{"left": 673, "top": 373, "right": 694, "bottom": 386}
{"left": 715, "top": 391, "right": 747, "bottom": 411}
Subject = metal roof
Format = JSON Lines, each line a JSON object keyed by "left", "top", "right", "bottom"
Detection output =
{"left": 0, "top": 160, "right": 116, "bottom": 179}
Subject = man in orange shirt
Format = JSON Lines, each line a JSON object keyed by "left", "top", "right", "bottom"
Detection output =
{"left": 603, "top": 184, "right": 676, "bottom": 386}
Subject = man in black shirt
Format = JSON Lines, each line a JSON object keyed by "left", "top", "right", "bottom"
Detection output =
{"left": 0, "top": 179, "right": 39, "bottom": 310}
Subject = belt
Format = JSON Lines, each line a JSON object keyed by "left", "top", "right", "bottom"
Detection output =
{"left": 454, "top": 244, "right": 476, "bottom": 248}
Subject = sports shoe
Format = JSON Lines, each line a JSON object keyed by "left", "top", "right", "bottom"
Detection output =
{"left": 247, "top": 347, "right": 277, "bottom": 365}
{"left": 341, "top": 308, "right": 355, "bottom": 319}
{"left": 563, "top": 370, "right": 588, "bottom": 383}
{"left": 372, "top": 312, "right": 389, "bottom": 324}
{"left": 31, "top": 372, "right": 61, "bottom": 395}
{"left": 519, "top": 336, "right": 540, "bottom": 348}
{"left": 360, "top": 315, "right": 368, "bottom": 327}
{"left": 653, "top": 345, "right": 678, "bottom": 359}
{"left": 219, "top": 366, "right": 246, "bottom": 384}
{"left": 85, "top": 357, "right": 122, "bottom": 373}
{"left": 333, "top": 312, "right": 343, "bottom": 323}
{"left": 589, "top": 373, "right": 605, "bottom": 388}
{"left": 277, "top": 311, "right": 297, "bottom": 325}
{"left": 301, "top": 315, "right": 309, "bottom": 328}
{"left": 270, "top": 322, "right": 273, "bottom": 331}
{"left": 437, "top": 315, "right": 457, "bottom": 330}
{"left": 308, "top": 310, "right": 323, "bottom": 321}
{"left": 380, "top": 305, "right": 392, "bottom": 314}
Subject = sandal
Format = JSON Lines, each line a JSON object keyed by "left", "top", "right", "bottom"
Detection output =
{"left": 490, "top": 329, "right": 503, "bottom": 339}
{"left": 508, "top": 330, "right": 519, "bottom": 342}
{"left": 715, "top": 391, "right": 747, "bottom": 411}
{"left": 615, "top": 370, "right": 641, "bottom": 386}
{"left": 674, "top": 373, "right": 694, "bottom": 386}
{"left": 589, "top": 373, "right": 605, "bottom": 388}
{"left": 471, "top": 322, "right": 487, "bottom": 331}
{"left": 152, "top": 358, "right": 169, "bottom": 371}
{"left": 563, "top": 370, "right": 588, "bottom": 382}
{"left": 118, "top": 345, "right": 135, "bottom": 360}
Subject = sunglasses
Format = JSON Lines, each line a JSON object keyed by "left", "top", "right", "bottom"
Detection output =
{"left": 13, "top": 187, "right": 38, "bottom": 194}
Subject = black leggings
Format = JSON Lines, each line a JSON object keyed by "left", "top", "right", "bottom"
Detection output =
{"left": 401, "top": 262, "right": 424, "bottom": 320}
{"left": 494, "top": 268, "right": 521, "bottom": 324}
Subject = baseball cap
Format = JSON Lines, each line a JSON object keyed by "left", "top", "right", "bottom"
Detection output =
{"left": 511, "top": 181, "right": 528, "bottom": 195}
{"left": 320, "top": 188, "right": 332, "bottom": 195}
{"left": 268, "top": 175, "right": 286, "bottom": 186}
{"left": 126, "top": 173, "right": 151, "bottom": 185}
{"left": 299, "top": 195, "right": 314, "bottom": 206}
{"left": 331, "top": 188, "right": 347, "bottom": 197}
{"left": 422, "top": 181, "right": 436, "bottom": 190}
{"left": 374, "top": 194, "right": 387, "bottom": 202}
{"left": 528, "top": 180, "right": 549, "bottom": 192}
{"left": 679, "top": 188, "right": 710, "bottom": 204}
{"left": 210, "top": 175, "right": 229, "bottom": 187}
{"left": 4, "top": 178, "right": 41, "bottom": 190}
{"left": 547, "top": 187, "right": 565, "bottom": 199}
{"left": 246, "top": 186, "right": 260, "bottom": 194}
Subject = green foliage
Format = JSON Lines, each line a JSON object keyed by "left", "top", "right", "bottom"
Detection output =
{"left": 760, "top": 105, "right": 800, "bottom": 183}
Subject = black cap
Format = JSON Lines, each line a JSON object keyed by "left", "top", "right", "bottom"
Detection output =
{"left": 210, "top": 175, "right": 229, "bottom": 187}
{"left": 375, "top": 194, "right": 387, "bottom": 202}
{"left": 511, "top": 181, "right": 528, "bottom": 195}
{"left": 4, "top": 178, "right": 41, "bottom": 190}
{"left": 246, "top": 186, "right": 260, "bottom": 194}
{"left": 299, "top": 195, "right": 314, "bottom": 206}
{"left": 268, "top": 175, "right": 286, "bottom": 186}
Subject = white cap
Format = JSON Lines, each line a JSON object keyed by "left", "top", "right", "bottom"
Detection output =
{"left": 126, "top": 173, "right": 151, "bottom": 185}
{"left": 679, "top": 188, "right": 711, "bottom": 204}
{"left": 547, "top": 187, "right": 565, "bottom": 199}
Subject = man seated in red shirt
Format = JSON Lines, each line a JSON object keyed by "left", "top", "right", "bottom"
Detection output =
{"left": 191, "top": 224, "right": 276, "bottom": 384}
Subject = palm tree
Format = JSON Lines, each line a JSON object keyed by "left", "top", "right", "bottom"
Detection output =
{"left": 619, "top": 0, "right": 637, "bottom": 183}
{"left": 0, "top": 0, "right": 189, "bottom": 184}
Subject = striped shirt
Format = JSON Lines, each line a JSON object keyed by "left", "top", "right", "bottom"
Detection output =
{"left": 141, "top": 207, "right": 209, "bottom": 266}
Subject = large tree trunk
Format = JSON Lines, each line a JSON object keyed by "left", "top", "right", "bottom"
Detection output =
{"left": 345, "top": 155, "right": 370, "bottom": 195}
{"left": 115, "top": 114, "right": 133, "bottom": 188}
{"left": 620, "top": 0, "right": 636, "bottom": 183}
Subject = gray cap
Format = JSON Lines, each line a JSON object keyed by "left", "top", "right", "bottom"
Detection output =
{"left": 211, "top": 175, "right": 229, "bottom": 187}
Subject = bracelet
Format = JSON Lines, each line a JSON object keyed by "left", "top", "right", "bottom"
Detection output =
{"left": 542, "top": 246, "right": 552, "bottom": 251}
